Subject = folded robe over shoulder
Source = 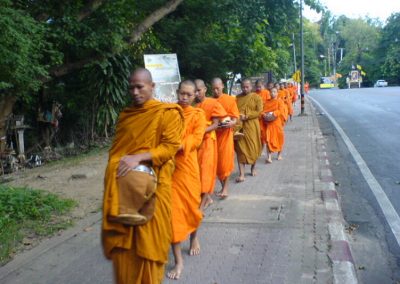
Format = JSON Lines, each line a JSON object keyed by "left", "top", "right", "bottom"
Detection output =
{"left": 171, "top": 106, "right": 206, "bottom": 243}
{"left": 215, "top": 94, "right": 240, "bottom": 180}
{"left": 196, "top": 98, "right": 227, "bottom": 194}
{"left": 102, "top": 99, "right": 184, "bottom": 282}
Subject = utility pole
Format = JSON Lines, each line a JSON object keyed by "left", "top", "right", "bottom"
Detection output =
{"left": 300, "top": 0, "right": 305, "bottom": 115}
{"left": 292, "top": 33, "right": 297, "bottom": 74}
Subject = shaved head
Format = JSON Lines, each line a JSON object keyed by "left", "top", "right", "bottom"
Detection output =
{"left": 194, "top": 79, "right": 206, "bottom": 88}
{"left": 195, "top": 79, "right": 207, "bottom": 103}
{"left": 128, "top": 68, "right": 155, "bottom": 106}
{"left": 241, "top": 78, "right": 252, "bottom": 86}
{"left": 211, "top": 77, "right": 224, "bottom": 98}
{"left": 177, "top": 80, "right": 196, "bottom": 108}
{"left": 211, "top": 77, "right": 223, "bottom": 85}
{"left": 270, "top": 87, "right": 278, "bottom": 99}
{"left": 130, "top": 68, "right": 153, "bottom": 83}
{"left": 255, "top": 79, "right": 264, "bottom": 92}
{"left": 178, "top": 79, "right": 196, "bottom": 90}
{"left": 241, "top": 78, "right": 252, "bottom": 95}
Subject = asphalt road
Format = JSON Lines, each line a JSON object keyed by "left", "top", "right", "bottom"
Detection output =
{"left": 310, "top": 86, "right": 400, "bottom": 283}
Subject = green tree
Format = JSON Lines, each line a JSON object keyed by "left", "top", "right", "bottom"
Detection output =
{"left": 0, "top": 0, "right": 184, "bottom": 142}
{"left": 335, "top": 18, "right": 381, "bottom": 86}
{"left": 380, "top": 13, "right": 400, "bottom": 84}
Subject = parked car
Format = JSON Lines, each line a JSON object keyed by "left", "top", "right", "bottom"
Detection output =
{"left": 374, "top": 80, "right": 388, "bottom": 87}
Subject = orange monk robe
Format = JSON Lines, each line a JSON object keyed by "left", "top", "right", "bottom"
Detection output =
{"left": 235, "top": 93, "right": 263, "bottom": 164}
{"left": 255, "top": 89, "right": 271, "bottom": 144}
{"left": 102, "top": 99, "right": 184, "bottom": 284}
{"left": 215, "top": 94, "right": 240, "bottom": 180}
{"left": 305, "top": 82, "right": 310, "bottom": 94}
{"left": 284, "top": 88, "right": 294, "bottom": 116}
{"left": 196, "top": 98, "right": 227, "bottom": 194}
{"left": 277, "top": 90, "right": 288, "bottom": 123}
{"left": 171, "top": 106, "right": 206, "bottom": 243}
{"left": 291, "top": 85, "right": 298, "bottom": 103}
{"left": 263, "top": 98, "right": 285, "bottom": 153}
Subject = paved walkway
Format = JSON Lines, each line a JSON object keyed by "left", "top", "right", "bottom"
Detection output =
{"left": 0, "top": 101, "right": 342, "bottom": 284}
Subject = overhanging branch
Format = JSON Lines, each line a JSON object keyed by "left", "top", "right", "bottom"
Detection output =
{"left": 42, "top": 0, "right": 184, "bottom": 81}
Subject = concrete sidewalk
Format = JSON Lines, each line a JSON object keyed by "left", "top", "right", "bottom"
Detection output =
{"left": 0, "top": 101, "right": 356, "bottom": 284}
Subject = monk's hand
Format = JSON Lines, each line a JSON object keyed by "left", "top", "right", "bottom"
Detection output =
{"left": 117, "top": 155, "right": 141, "bottom": 177}
{"left": 240, "top": 114, "right": 248, "bottom": 121}
{"left": 226, "top": 120, "right": 237, "bottom": 128}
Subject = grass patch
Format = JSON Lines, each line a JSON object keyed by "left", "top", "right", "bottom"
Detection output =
{"left": 0, "top": 185, "right": 76, "bottom": 265}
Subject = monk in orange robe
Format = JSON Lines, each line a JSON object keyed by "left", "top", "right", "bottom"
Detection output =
{"left": 275, "top": 83, "right": 288, "bottom": 124}
{"left": 255, "top": 80, "right": 270, "bottom": 150}
{"left": 167, "top": 80, "right": 206, "bottom": 280}
{"left": 195, "top": 79, "right": 227, "bottom": 210}
{"left": 262, "top": 87, "right": 285, "bottom": 163}
{"left": 102, "top": 68, "right": 184, "bottom": 284}
{"left": 235, "top": 79, "right": 263, "bottom": 182}
{"left": 211, "top": 78, "right": 240, "bottom": 198}
{"left": 288, "top": 82, "right": 298, "bottom": 105}
{"left": 282, "top": 82, "right": 293, "bottom": 121}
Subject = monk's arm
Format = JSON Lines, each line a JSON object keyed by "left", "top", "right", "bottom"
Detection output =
{"left": 245, "top": 97, "right": 263, "bottom": 120}
{"left": 150, "top": 109, "right": 184, "bottom": 166}
{"left": 183, "top": 112, "right": 206, "bottom": 153}
{"left": 205, "top": 117, "right": 220, "bottom": 133}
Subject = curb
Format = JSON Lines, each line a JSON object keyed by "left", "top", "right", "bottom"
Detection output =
{"left": 310, "top": 100, "right": 358, "bottom": 284}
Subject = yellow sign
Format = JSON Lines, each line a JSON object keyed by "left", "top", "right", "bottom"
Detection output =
{"left": 292, "top": 70, "right": 301, "bottom": 83}
{"left": 320, "top": 83, "right": 334, "bottom": 89}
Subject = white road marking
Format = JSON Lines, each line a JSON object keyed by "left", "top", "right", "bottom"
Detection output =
{"left": 309, "top": 96, "right": 400, "bottom": 248}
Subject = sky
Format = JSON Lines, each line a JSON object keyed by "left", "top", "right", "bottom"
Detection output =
{"left": 304, "top": 0, "right": 400, "bottom": 23}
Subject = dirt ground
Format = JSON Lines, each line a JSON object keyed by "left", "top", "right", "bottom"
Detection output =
{"left": 4, "top": 149, "right": 109, "bottom": 219}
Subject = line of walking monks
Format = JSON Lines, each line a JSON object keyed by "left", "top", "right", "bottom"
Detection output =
{"left": 102, "top": 68, "right": 299, "bottom": 284}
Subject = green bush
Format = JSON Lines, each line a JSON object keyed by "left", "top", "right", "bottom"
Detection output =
{"left": 0, "top": 185, "right": 76, "bottom": 264}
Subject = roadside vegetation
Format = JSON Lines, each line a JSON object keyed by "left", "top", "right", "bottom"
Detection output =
{"left": 1, "top": 1, "right": 398, "bottom": 155}
{"left": 0, "top": 185, "right": 76, "bottom": 265}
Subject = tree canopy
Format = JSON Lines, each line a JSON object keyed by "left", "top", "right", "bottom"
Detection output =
{"left": 0, "top": 1, "right": 398, "bottom": 152}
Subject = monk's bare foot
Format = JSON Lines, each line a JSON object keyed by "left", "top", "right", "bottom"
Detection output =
{"left": 235, "top": 176, "right": 245, "bottom": 183}
{"left": 266, "top": 158, "right": 272, "bottom": 163}
{"left": 250, "top": 165, "right": 257, "bottom": 176}
{"left": 216, "top": 190, "right": 228, "bottom": 199}
{"left": 189, "top": 236, "right": 201, "bottom": 256}
{"left": 204, "top": 195, "right": 213, "bottom": 209}
{"left": 167, "top": 264, "right": 183, "bottom": 280}
{"left": 277, "top": 155, "right": 283, "bottom": 161}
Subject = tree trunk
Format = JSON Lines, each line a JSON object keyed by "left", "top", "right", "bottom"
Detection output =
{"left": 42, "top": 0, "right": 184, "bottom": 82}
{"left": 228, "top": 73, "right": 236, "bottom": 95}
{"left": 0, "top": 96, "right": 17, "bottom": 139}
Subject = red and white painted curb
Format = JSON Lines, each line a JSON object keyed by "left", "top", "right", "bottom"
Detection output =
{"left": 315, "top": 132, "right": 358, "bottom": 284}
